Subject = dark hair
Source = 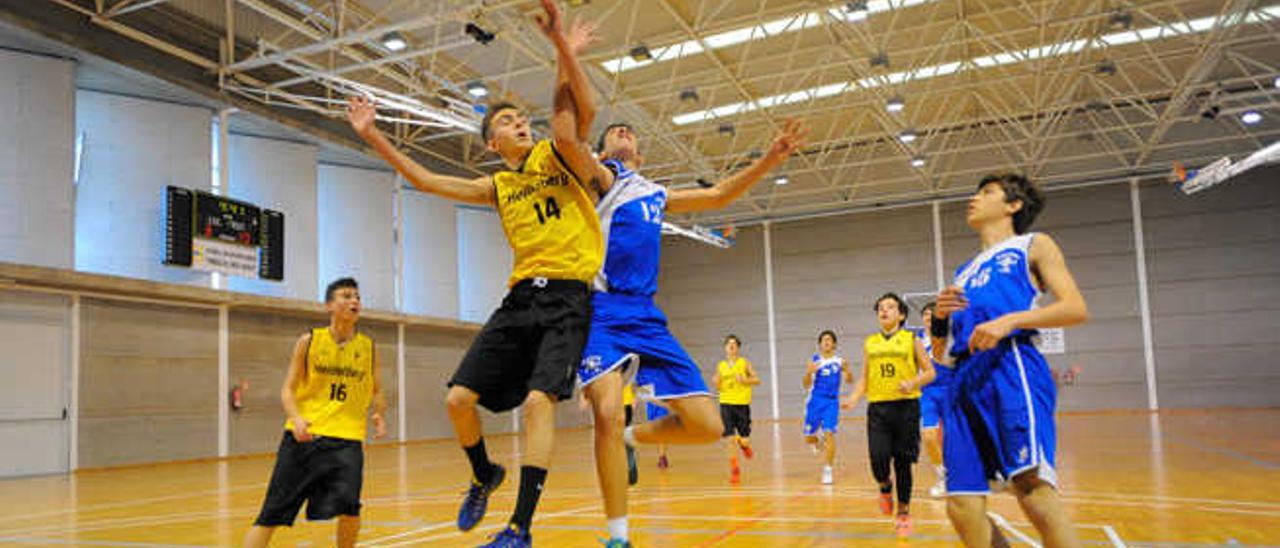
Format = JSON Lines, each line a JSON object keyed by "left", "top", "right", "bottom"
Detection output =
{"left": 873, "top": 292, "right": 909, "bottom": 326}
{"left": 724, "top": 334, "right": 742, "bottom": 347}
{"left": 818, "top": 330, "right": 838, "bottom": 345}
{"left": 325, "top": 277, "right": 359, "bottom": 303}
{"left": 978, "top": 173, "right": 1044, "bottom": 234}
{"left": 481, "top": 101, "right": 522, "bottom": 141}
{"left": 596, "top": 122, "right": 634, "bottom": 152}
{"left": 921, "top": 301, "right": 937, "bottom": 316}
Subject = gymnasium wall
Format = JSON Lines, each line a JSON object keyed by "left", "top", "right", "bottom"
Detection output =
{"left": 75, "top": 90, "right": 213, "bottom": 286}
{"left": 0, "top": 50, "right": 73, "bottom": 270}
{"left": 658, "top": 176, "right": 1280, "bottom": 416}
{"left": 226, "top": 135, "right": 319, "bottom": 301}
{"left": 656, "top": 227, "right": 771, "bottom": 419}
{"left": 1142, "top": 166, "right": 1280, "bottom": 408}
{"left": 78, "top": 298, "right": 219, "bottom": 468}
{"left": 317, "top": 164, "right": 396, "bottom": 311}
{"left": 771, "top": 206, "right": 937, "bottom": 416}
{"left": 402, "top": 190, "right": 461, "bottom": 319}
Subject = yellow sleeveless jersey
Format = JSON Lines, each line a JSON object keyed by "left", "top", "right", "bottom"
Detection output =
{"left": 286, "top": 328, "right": 375, "bottom": 441}
{"left": 493, "top": 140, "right": 603, "bottom": 287}
{"left": 622, "top": 383, "right": 636, "bottom": 406}
{"left": 718, "top": 357, "right": 753, "bottom": 405}
{"left": 863, "top": 329, "right": 920, "bottom": 402}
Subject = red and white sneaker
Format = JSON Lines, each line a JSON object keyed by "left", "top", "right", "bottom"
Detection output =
{"left": 895, "top": 513, "right": 913, "bottom": 537}
{"left": 878, "top": 493, "right": 894, "bottom": 516}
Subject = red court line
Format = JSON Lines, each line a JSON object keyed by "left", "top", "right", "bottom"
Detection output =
{"left": 693, "top": 485, "right": 821, "bottom": 547}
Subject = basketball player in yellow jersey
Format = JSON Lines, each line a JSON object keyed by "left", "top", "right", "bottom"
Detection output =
{"left": 346, "top": 5, "right": 603, "bottom": 543}
{"left": 244, "top": 278, "right": 386, "bottom": 548}
{"left": 714, "top": 335, "right": 761, "bottom": 483}
{"left": 843, "top": 293, "right": 935, "bottom": 537}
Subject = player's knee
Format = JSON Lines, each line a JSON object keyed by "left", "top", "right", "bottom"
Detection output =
{"left": 591, "top": 399, "right": 623, "bottom": 436}
{"left": 445, "top": 386, "right": 478, "bottom": 413}
{"left": 522, "top": 390, "right": 554, "bottom": 413}
{"left": 923, "top": 428, "right": 939, "bottom": 444}
{"left": 805, "top": 435, "right": 818, "bottom": 444}
{"left": 946, "top": 496, "right": 984, "bottom": 525}
{"left": 1010, "top": 469, "right": 1051, "bottom": 497}
{"left": 691, "top": 411, "right": 723, "bottom": 442}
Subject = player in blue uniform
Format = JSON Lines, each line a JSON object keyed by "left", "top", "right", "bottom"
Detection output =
{"left": 931, "top": 173, "right": 1089, "bottom": 547}
{"left": 803, "top": 330, "right": 853, "bottom": 484}
{"left": 916, "top": 302, "right": 954, "bottom": 497}
{"left": 559, "top": 115, "right": 803, "bottom": 544}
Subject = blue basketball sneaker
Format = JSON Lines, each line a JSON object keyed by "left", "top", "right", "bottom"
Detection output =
{"left": 478, "top": 524, "right": 531, "bottom": 547}
{"left": 457, "top": 463, "right": 505, "bottom": 532}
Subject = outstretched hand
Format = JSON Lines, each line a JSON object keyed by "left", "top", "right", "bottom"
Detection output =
{"left": 346, "top": 96, "right": 377, "bottom": 138}
{"left": 564, "top": 17, "right": 601, "bottom": 55}
{"left": 767, "top": 119, "right": 808, "bottom": 159}
{"left": 534, "top": 0, "right": 564, "bottom": 38}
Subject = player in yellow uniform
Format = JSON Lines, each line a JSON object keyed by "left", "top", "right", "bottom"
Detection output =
{"left": 244, "top": 278, "right": 387, "bottom": 548}
{"left": 346, "top": 5, "right": 604, "bottom": 543}
{"left": 714, "top": 335, "right": 761, "bottom": 483}
{"left": 843, "top": 293, "right": 935, "bottom": 537}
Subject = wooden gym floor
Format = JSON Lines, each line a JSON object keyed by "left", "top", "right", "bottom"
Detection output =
{"left": 0, "top": 409, "right": 1277, "bottom": 547}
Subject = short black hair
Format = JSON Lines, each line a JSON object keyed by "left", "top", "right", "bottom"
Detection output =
{"left": 596, "top": 122, "right": 634, "bottom": 152}
{"left": 978, "top": 173, "right": 1044, "bottom": 234}
{"left": 481, "top": 101, "right": 522, "bottom": 142}
{"left": 325, "top": 277, "right": 359, "bottom": 303}
{"left": 724, "top": 334, "right": 742, "bottom": 347}
{"left": 921, "top": 301, "right": 937, "bottom": 316}
{"left": 874, "top": 292, "right": 909, "bottom": 326}
{"left": 818, "top": 330, "right": 838, "bottom": 345}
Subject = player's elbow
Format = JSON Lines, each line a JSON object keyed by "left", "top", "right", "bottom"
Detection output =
{"left": 1066, "top": 297, "right": 1090, "bottom": 325}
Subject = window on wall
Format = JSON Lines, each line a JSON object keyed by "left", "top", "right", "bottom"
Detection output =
{"left": 456, "top": 207, "right": 511, "bottom": 323}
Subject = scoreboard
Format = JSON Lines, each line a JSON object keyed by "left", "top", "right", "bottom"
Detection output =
{"left": 164, "top": 186, "right": 284, "bottom": 281}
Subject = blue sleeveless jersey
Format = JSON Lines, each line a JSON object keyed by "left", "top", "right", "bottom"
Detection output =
{"left": 594, "top": 160, "right": 666, "bottom": 296}
{"left": 948, "top": 233, "right": 1040, "bottom": 356}
{"left": 809, "top": 353, "right": 843, "bottom": 399}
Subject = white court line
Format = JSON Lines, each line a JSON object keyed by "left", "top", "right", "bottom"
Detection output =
{"left": 1196, "top": 506, "right": 1280, "bottom": 518}
{"left": 1103, "top": 525, "right": 1128, "bottom": 548}
{"left": 988, "top": 511, "right": 1044, "bottom": 548}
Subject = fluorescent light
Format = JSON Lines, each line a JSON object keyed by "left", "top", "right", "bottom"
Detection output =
{"left": 899, "top": 129, "right": 917, "bottom": 143}
{"left": 774, "top": 175, "right": 790, "bottom": 185}
{"left": 466, "top": 81, "right": 488, "bottom": 98}
{"left": 1241, "top": 111, "right": 1263, "bottom": 125}
{"left": 381, "top": 31, "right": 407, "bottom": 52}
{"left": 600, "top": 0, "right": 938, "bottom": 73}
{"left": 886, "top": 95, "right": 905, "bottom": 112}
{"left": 1274, "top": 76, "right": 1280, "bottom": 89}
{"left": 910, "top": 156, "right": 926, "bottom": 167}
{"left": 670, "top": 6, "right": 1280, "bottom": 126}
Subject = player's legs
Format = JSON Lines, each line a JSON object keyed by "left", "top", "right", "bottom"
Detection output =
{"left": 823, "top": 431, "right": 836, "bottom": 466}
{"left": 1013, "top": 472, "right": 1080, "bottom": 548}
{"left": 867, "top": 404, "right": 894, "bottom": 514}
{"left": 923, "top": 427, "right": 943, "bottom": 467}
{"left": 584, "top": 370, "right": 628, "bottom": 526}
{"left": 446, "top": 385, "right": 484, "bottom": 448}
{"left": 633, "top": 395, "right": 721, "bottom": 444}
{"left": 242, "top": 526, "right": 276, "bottom": 548}
{"left": 947, "top": 495, "right": 992, "bottom": 546}
{"left": 336, "top": 515, "right": 359, "bottom": 548}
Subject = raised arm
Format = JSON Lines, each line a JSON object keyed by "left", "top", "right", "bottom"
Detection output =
{"left": 967, "top": 234, "right": 1090, "bottom": 352}
{"left": 537, "top": 0, "right": 612, "bottom": 198}
{"left": 346, "top": 97, "right": 495, "bottom": 206}
{"left": 667, "top": 119, "right": 807, "bottom": 213}
{"left": 281, "top": 334, "right": 312, "bottom": 441}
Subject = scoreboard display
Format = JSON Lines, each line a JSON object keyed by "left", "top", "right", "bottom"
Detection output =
{"left": 164, "top": 186, "right": 284, "bottom": 281}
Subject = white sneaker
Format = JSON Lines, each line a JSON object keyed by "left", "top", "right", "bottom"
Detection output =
{"left": 821, "top": 466, "right": 834, "bottom": 485}
{"left": 929, "top": 466, "right": 946, "bottom": 497}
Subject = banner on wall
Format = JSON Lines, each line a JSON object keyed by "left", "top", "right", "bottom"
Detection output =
{"left": 1035, "top": 327, "right": 1066, "bottom": 355}
{"left": 192, "top": 237, "right": 260, "bottom": 278}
